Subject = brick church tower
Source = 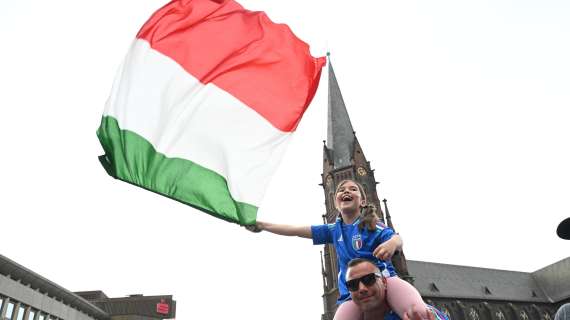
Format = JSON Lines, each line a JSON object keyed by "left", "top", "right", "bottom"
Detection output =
{"left": 318, "top": 55, "right": 411, "bottom": 320}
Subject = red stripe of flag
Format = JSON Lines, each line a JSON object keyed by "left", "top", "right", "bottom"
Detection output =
{"left": 137, "top": 0, "right": 325, "bottom": 132}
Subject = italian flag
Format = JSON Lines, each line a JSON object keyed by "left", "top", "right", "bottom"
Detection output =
{"left": 97, "top": 0, "right": 325, "bottom": 225}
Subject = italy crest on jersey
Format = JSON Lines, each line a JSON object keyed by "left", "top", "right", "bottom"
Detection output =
{"left": 352, "top": 234, "right": 363, "bottom": 250}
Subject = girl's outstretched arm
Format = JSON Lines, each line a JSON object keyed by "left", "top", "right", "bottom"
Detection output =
{"left": 255, "top": 221, "right": 313, "bottom": 239}
{"left": 373, "top": 234, "right": 403, "bottom": 261}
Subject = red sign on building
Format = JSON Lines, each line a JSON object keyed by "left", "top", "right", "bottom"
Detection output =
{"left": 156, "top": 299, "right": 170, "bottom": 315}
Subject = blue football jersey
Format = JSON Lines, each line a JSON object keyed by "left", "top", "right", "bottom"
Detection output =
{"left": 312, "top": 217, "right": 397, "bottom": 303}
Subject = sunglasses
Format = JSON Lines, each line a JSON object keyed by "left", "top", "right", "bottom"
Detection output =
{"left": 346, "top": 272, "right": 382, "bottom": 291}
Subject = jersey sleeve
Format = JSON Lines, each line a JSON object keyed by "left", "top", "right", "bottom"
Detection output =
{"left": 372, "top": 224, "right": 396, "bottom": 248}
{"left": 311, "top": 224, "right": 335, "bottom": 245}
{"left": 379, "top": 227, "right": 395, "bottom": 242}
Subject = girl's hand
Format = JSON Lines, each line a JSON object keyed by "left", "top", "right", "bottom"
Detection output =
{"left": 244, "top": 221, "right": 264, "bottom": 233}
{"left": 244, "top": 225, "right": 262, "bottom": 233}
{"left": 373, "top": 240, "right": 397, "bottom": 261}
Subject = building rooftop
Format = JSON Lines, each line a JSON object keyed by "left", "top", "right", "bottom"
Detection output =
{"left": 0, "top": 254, "right": 109, "bottom": 319}
{"left": 1, "top": 254, "right": 176, "bottom": 319}
{"left": 408, "top": 257, "right": 570, "bottom": 303}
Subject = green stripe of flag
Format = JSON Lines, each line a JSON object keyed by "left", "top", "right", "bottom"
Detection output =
{"left": 97, "top": 116, "right": 258, "bottom": 225}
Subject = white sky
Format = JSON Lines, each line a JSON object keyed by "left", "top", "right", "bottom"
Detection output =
{"left": 1, "top": 0, "right": 569, "bottom": 319}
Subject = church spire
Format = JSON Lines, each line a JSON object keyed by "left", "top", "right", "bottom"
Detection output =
{"left": 327, "top": 54, "right": 355, "bottom": 169}
{"left": 383, "top": 198, "right": 395, "bottom": 230}
{"left": 319, "top": 56, "right": 412, "bottom": 320}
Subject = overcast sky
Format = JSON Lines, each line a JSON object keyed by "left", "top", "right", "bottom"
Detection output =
{"left": 1, "top": 0, "right": 569, "bottom": 319}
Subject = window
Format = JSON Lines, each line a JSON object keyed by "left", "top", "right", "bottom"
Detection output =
{"left": 0, "top": 297, "right": 3, "bottom": 313}
{"left": 16, "top": 306, "right": 25, "bottom": 320}
{"left": 38, "top": 314, "right": 45, "bottom": 320}
{"left": 5, "top": 302, "right": 15, "bottom": 320}
{"left": 27, "top": 310, "right": 36, "bottom": 320}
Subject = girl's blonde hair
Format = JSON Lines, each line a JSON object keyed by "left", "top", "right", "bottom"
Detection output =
{"left": 359, "top": 203, "right": 379, "bottom": 231}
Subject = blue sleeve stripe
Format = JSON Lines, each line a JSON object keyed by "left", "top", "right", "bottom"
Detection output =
{"left": 375, "top": 223, "right": 386, "bottom": 231}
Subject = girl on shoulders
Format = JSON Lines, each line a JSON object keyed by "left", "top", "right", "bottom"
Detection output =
{"left": 252, "top": 179, "right": 429, "bottom": 320}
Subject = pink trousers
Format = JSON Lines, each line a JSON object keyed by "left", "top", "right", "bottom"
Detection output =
{"left": 333, "top": 276, "right": 428, "bottom": 320}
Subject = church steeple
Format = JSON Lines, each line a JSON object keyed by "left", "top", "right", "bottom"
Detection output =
{"left": 319, "top": 54, "right": 411, "bottom": 320}
{"left": 326, "top": 55, "right": 355, "bottom": 169}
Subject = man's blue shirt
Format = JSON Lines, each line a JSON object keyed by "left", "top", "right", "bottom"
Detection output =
{"left": 384, "top": 306, "right": 449, "bottom": 320}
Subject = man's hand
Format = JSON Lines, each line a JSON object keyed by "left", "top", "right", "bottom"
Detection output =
{"left": 403, "top": 307, "right": 435, "bottom": 320}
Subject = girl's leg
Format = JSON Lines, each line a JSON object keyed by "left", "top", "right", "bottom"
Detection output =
{"left": 334, "top": 300, "right": 364, "bottom": 320}
{"left": 386, "top": 276, "right": 429, "bottom": 319}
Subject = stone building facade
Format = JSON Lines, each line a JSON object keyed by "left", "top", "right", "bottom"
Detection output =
{"left": 0, "top": 255, "right": 175, "bottom": 320}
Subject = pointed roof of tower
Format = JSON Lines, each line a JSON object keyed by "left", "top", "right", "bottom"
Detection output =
{"left": 327, "top": 54, "right": 355, "bottom": 169}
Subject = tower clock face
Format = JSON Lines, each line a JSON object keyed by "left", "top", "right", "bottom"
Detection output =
{"left": 357, "top": 167, "right": 367, "bottom": 176}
